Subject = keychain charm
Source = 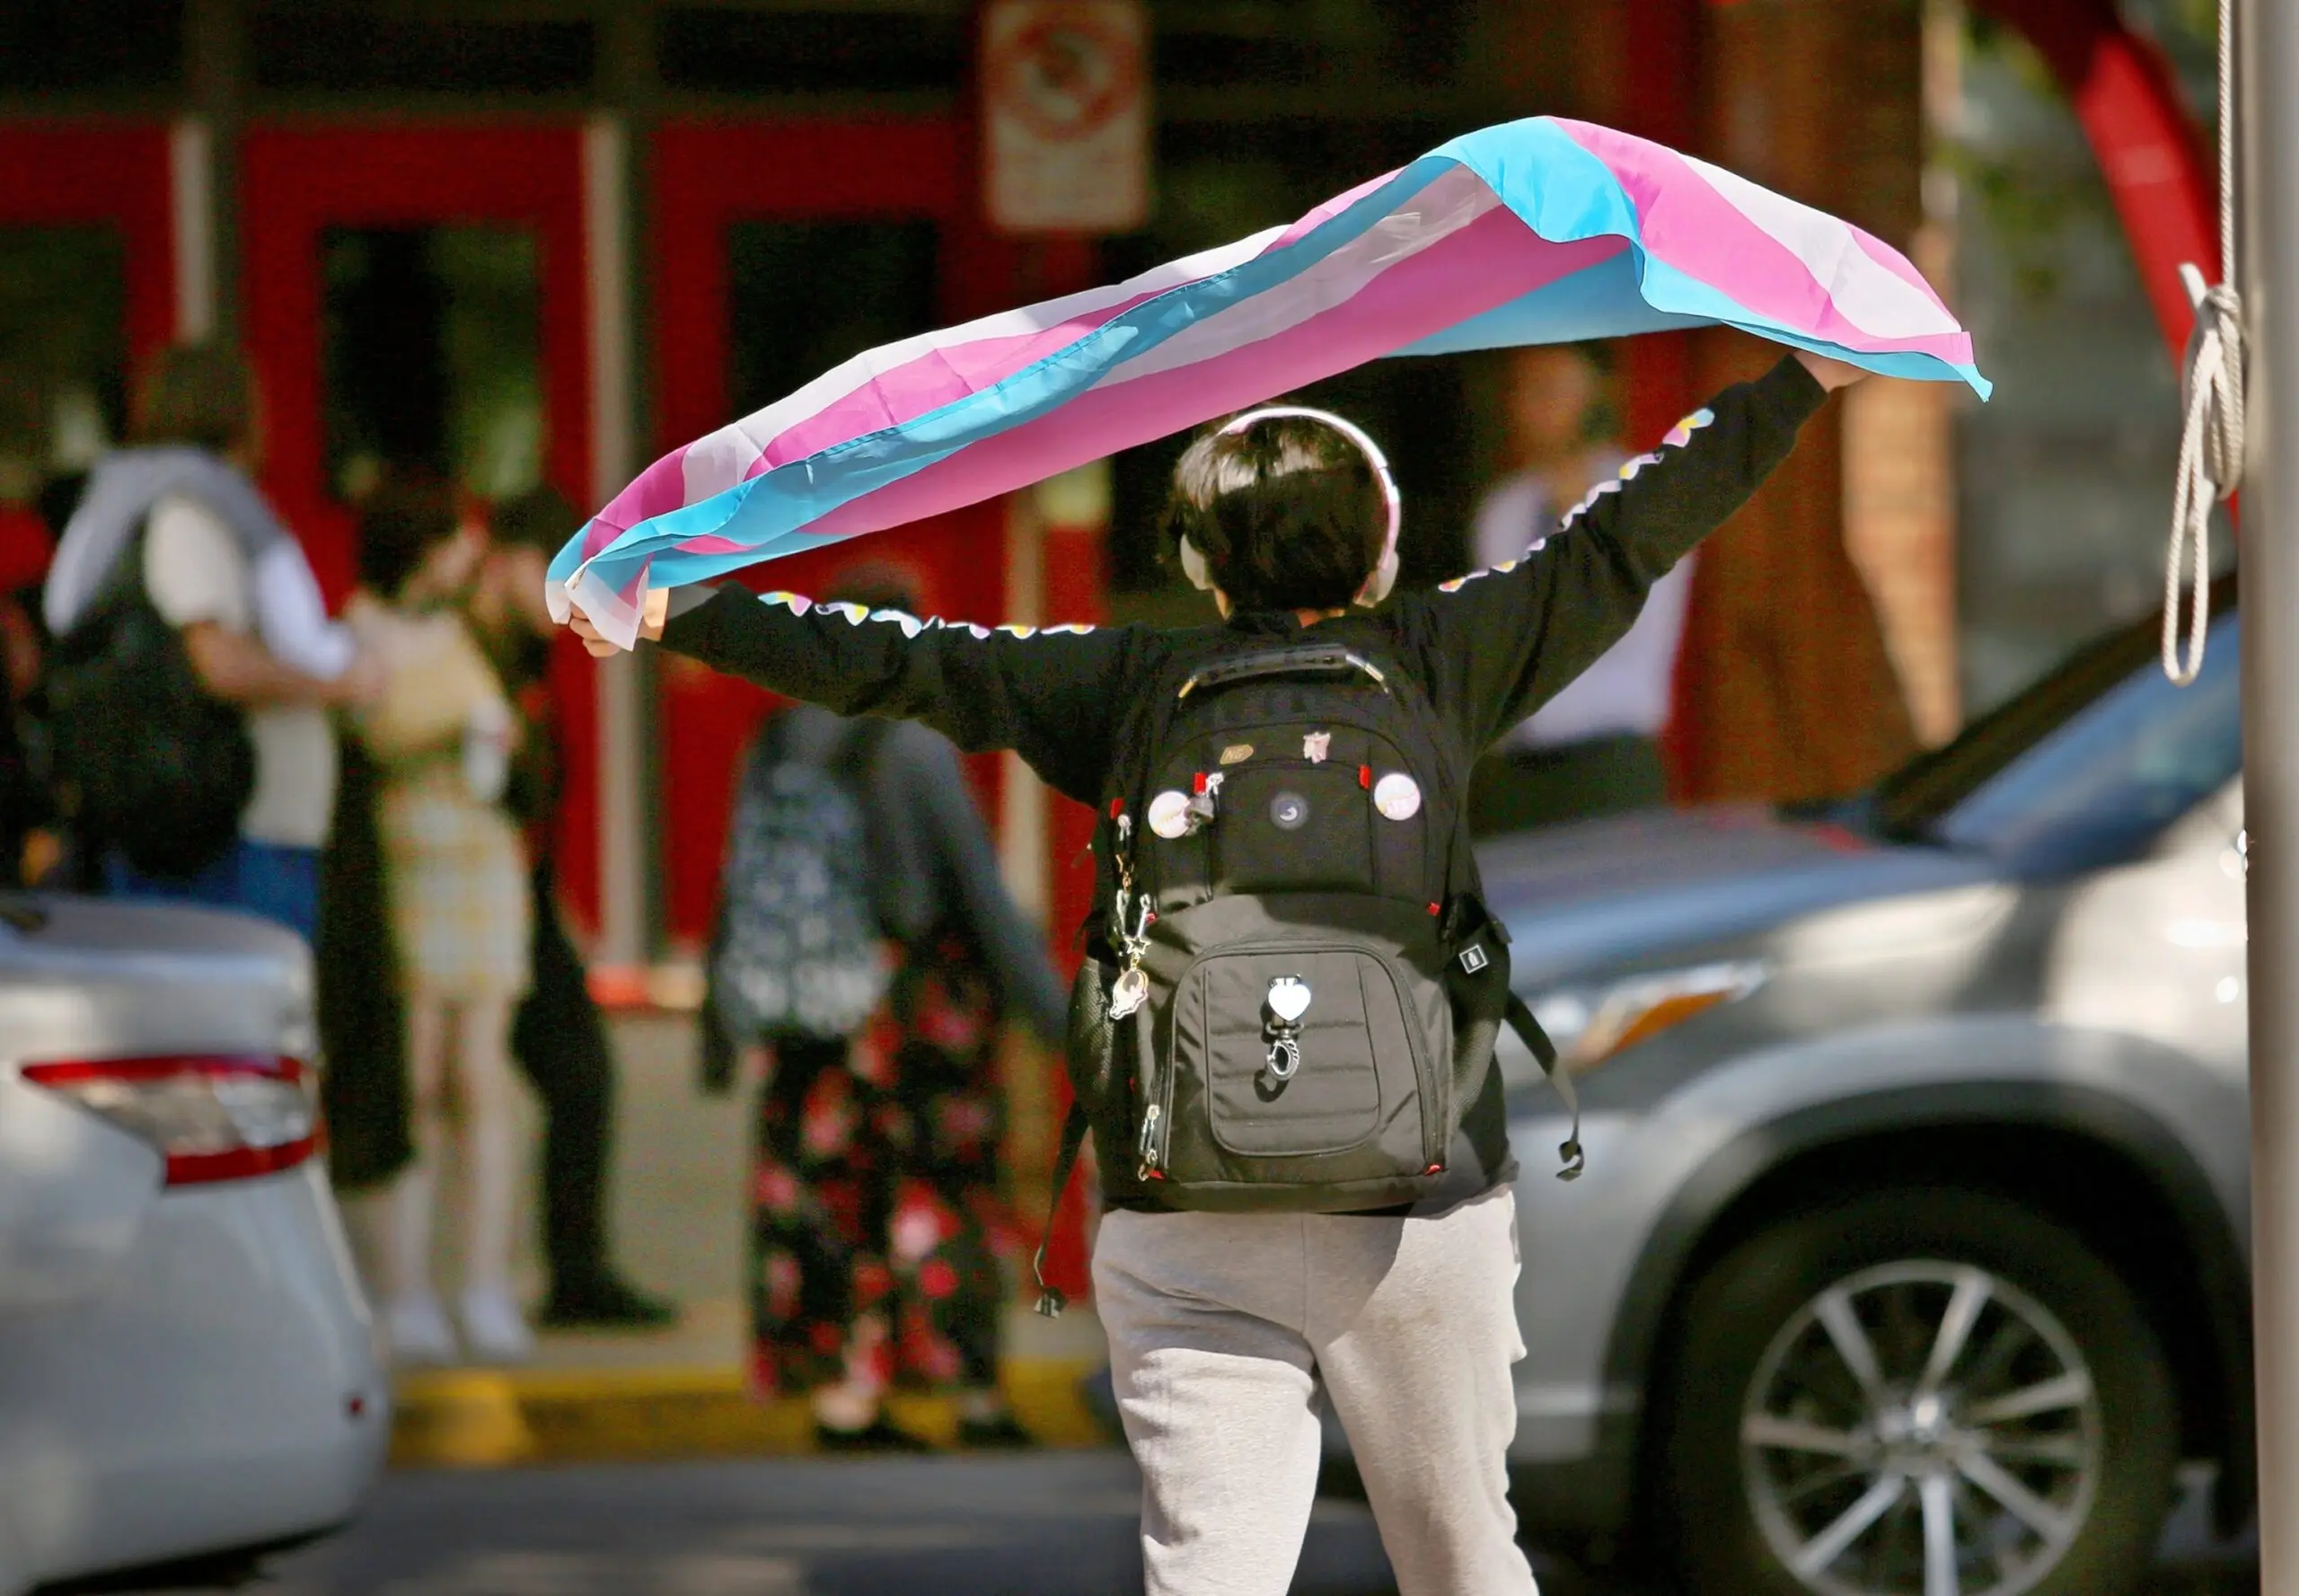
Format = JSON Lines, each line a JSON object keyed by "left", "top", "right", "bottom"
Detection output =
{"left": 1110, "top": 966, "right": 1149, "bottom": 1019}
{"left": 1107, "top": 887, "right": 1156, "bottom": 1021}
{"left": 1264, "top": 975, "right": 1311, "bottom": 1080}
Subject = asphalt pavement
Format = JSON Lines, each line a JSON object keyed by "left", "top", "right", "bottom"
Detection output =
{"left": 104, "top": 1451, "right": 2256, "bottom": 1596}
{"left": 197, "top": 1454, "right": 1407, "bottom": 1596}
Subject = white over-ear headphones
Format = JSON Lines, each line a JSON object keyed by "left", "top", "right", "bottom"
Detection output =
{"left": 1178, "top": 405, "right": 1403, "bottom": 607}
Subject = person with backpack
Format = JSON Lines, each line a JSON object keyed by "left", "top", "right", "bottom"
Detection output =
{"left": 42, "top": 344, "right": 382, "bottom": 939}
{"left": 573, "top": 348, "right": 1863, "bottom": 1591}
{"left": 702, "top": 564, "right": 1069, "bottom": 1451}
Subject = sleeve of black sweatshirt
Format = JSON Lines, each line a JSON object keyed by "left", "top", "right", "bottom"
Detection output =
{"left": 1395, "top": 354, "right": 1828, "bottom": 754}
{"left": 657, "top": 589, "right": 1150, "bottom": 807}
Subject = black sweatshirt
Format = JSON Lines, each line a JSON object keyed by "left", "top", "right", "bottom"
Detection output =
{"left": 662, "top": 355, "right": 1829, "bottom": 1203}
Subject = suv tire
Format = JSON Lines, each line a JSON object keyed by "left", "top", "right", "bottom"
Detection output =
{"left": 1655, "top": 1186, "right": 2177, "bottom": 1596}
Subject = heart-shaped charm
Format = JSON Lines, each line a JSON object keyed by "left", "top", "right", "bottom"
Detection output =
{"left": 1266, "top": 975, "right": 1312, "bottom": 1025}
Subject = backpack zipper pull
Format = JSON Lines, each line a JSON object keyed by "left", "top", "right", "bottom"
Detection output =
{"left": 1183, "top": 771, "right": 1223, "bottom": 833}
{"left": 1136, "top": 1103, "right": 1164, "bottom": 1177}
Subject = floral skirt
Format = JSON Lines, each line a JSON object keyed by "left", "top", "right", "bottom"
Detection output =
{"left": 745, "top": 935, "right": 1009, "bottom": 1398}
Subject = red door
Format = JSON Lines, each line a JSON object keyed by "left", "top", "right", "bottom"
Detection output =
{"left": 237, "top": 123, "right": 603, "bottom": 926}
{"left": 0, "top": 123, "right": 177, "bottom": 525}
{"left": 650, "top": 119, "right": 1019, "bottom": 948}
{"left": 0, "top": 122, "right": 175, "bottom": 363}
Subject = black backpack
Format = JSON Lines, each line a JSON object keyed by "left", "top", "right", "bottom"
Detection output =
{"left": 1036, "top": 639, "right": 1580, "bottom": 1309}
{"left": 706, "top": 715, "right": 894, "bottom": 1045}
{"left": 45, "top": 516, "right": 254, "bottom": 882}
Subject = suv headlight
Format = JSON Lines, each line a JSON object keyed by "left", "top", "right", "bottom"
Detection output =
{"left": 1530, "top": 960, "right": 1768, "bottom": 1074}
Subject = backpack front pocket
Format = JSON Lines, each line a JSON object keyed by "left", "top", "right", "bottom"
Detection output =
{"left": 1171, "top": 944, "right": 1420, "bottom": 1159}
{"left": 1209, "top": 762, "right": 1376, "bottom": 895}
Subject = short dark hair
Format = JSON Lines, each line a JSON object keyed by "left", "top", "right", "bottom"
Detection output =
{"left": 1162, "top": 412, "right": 1386, "bottom": 613}
{"left": 357, "top": 469, "right": 462, "bottom": 599}
{"left": 130, "top": 344, "right": 255, "bottom": 455}
{"left": 489, "top": 482, "right": 583, "bottom": 555}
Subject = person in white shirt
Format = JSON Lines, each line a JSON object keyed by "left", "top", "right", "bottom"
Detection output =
{"left": 45, "top": 344, "right": 381, "bottom": 939}
{"left": 1467, "top": 344, "right": 1694, "bottom": 835}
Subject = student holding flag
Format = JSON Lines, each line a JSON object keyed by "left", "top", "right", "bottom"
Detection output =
{"left": 551, "top": 114, "right": 1977, "bottom": 1594}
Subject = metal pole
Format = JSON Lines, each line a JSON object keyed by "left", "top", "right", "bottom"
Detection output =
{"left": 2243, "top": 0, "right": 2299, "bottom": 1585}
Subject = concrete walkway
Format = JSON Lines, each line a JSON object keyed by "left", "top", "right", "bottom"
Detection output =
{"left": 346, "top": 1010, "right": 1110, "bottom": 1466}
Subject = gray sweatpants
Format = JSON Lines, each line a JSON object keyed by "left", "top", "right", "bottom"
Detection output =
{"left": 1092, "top": 1186, "right": 1537, "bottom": 1596}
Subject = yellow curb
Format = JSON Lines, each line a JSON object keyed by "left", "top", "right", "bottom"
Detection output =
{"left": 390, "top": 1371, "right": 536, "bottom": 1469}
{"left": 390, "top": 1358, "right": 1111, "bottom": 1468}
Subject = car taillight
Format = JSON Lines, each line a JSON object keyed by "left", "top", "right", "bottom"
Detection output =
{"left": 20, "top": 1054, "right": 319, "bottom": 1186}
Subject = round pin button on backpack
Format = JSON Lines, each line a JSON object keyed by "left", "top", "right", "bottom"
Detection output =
{"left": 1149, "top": 789, "right": 1194, "bottom": 839}
{"left": 1373, "top": 772, "right": 1422, "bottom": 820}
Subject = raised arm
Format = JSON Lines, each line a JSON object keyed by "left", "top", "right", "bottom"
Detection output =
{"left": 586, "top": 585, "right": 1147, "bottom": 806}
{"left": 1398, "top": 351, "right": 1857, "bottom": 754}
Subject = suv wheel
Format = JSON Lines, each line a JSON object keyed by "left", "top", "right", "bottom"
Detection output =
{"left": 1656, "top": 1187, "right": 2177, "bottom": 1596}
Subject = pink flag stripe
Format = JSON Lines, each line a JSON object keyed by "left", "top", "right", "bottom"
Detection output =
{"left": 1099, "top": 166, "right": 1505, "bottom": 392}
{"left": 681, "top": 215, "right": 1620, "bottom": 556}
{"left": 670, "top": 227, "right": 1298, "bottom": 509}
{"left": 1557, "top": 121, "right": 1974, "bottom": 361}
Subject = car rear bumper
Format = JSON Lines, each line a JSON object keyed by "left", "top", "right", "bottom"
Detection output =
{"left": 0, "top": 1162, "right": 387, "bottom": 1590}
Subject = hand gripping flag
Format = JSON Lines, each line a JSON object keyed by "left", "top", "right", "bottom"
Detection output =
{"left": 550, "top": 116, "right": 1988, "bottom": 646}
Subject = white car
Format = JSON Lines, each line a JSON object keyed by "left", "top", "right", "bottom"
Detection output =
{"left": 0, "top": 896, "right": 385, "bottom": 1595}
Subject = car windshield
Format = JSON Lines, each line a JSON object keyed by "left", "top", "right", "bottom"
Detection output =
{"left": 1872, "top": 582, "right": 2240, "bottom": 873}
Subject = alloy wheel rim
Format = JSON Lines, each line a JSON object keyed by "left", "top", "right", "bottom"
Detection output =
{"left": 1740, "top": 1259, "right": 2102, "bottom": 1596}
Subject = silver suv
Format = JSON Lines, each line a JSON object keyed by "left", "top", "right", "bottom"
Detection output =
{"left": 1487, "top": 588, "right": 2246, "bottom": 1596}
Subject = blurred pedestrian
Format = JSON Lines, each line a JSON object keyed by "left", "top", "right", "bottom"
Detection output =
{"left": 42, "top": 343, "right": 380, "bottom": 937}
{"left": 0, "top": 369, "right": 57, "bottom": 886}
{"left": 346, "top": 472, "right": 534, "bottom": 1364}
{"left": 315, "top": 707, "right": 414, "bottom": 1206}
{"left": 1467, "top": 344, "right": 1692, "bottom": 834}
{"left": 0, "top": 504, "right": 54, "bottom": 887}
{"left": 470, "top": 484, "right": 677, "bottom": 1330}
{"left": 704, "top": 563, "right": 1068, "bottom": 1451}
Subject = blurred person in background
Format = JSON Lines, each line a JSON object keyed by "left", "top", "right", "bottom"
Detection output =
{"left": 0, "top": 372, "right": 57, "bottom": 887}
{"left": 704, "top": 562, "right": 1068, "bottom": 1451}
{"left": 346, "top": 472, "right": 534, "bottom": 1364}
{"left": 40, "top": 343, "right": 380, "bottom": 936}
{"left": 1467, "top": 344, "right": 1692, "bottom": 834}
{"left": 470, "top": 484, "right": 677, "bottom": 1330}
{"left": 0, "top": 533, "right": 56, "bottom": 889}
{"left": 316, "top": 685, "right": 415, "bottom": 1230}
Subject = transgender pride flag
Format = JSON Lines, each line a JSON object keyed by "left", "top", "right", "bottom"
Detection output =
{"left": 551, "top": 116, "right": 1987, "bottom": 645}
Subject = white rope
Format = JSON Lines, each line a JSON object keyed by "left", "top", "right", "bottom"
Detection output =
{"left": 2164, "top": 0, "right": 2243, "bottom": 685}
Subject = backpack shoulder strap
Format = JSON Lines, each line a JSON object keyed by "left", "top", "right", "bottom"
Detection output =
{"left": 61, "top": 509, "right": 161, "bottom": 648}
{"left": 1503, "top": 990, "right": 1583, "bottom": 1181}
{"left": 1031, "top": 1101, "right": 1092, "bottom": 1318}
